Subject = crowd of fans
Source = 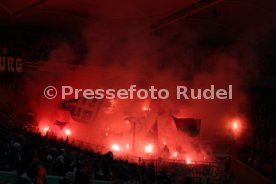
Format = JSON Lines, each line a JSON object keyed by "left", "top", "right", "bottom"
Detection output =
{"left": 238, "top": 90, "right": 276, "bottom": 182}
{"left": 1, "top": 91, "right": 275, "bottom": 184}
{"left": 0, "top": 106, "right": 173, "bottom": 184}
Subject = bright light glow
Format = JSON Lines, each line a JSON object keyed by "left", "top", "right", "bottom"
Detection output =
{"left": 229, "top": 118, "right": 243, "bottom": 138}
{"left": 186, "top": 157, "right": 192, "bottom": 164}
{"left": 65, "top": 129, "right": 71, "bottom": 136}
{"left": 43, "top": 126, "right": 49, "bottom": 132}
{"left": 126, "top": 144, "right": 130, "bottom": 149}
{"left": 230, "top": 119, "right": 242, "bottom": 133}
{"left": 142, "top": 106, "right": 151, "bottom": 111}
{"left": 126, "top": 120, "right": 129, "bottom": 125}
{"left": 232, "top": 122, "right": 238, "bottom": 129}
{"left": 144, "top": 144, "right": 153, "bottom": 153}
{"left": 111, "top": 144, "right": 120, "bottom": 151}
{"left": 162, "top": 138, "right": 167, "bottom": 145}
{"left": 170, "top": 152, "right": 178, "bottom": 158}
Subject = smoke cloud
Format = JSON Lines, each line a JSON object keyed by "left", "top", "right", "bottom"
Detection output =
{"left": 3, "top": 19, "right": 257, "bottom": 161}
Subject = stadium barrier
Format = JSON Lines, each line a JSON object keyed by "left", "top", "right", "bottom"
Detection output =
{"left": 229, "top": 156, "right": 273, "bottom": 184}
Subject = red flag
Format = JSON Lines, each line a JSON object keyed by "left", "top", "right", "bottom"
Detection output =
{"left": 172, "top": 116, "right": 201, "bottom": 137}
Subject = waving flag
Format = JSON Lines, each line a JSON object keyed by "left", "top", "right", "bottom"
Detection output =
{"left": 172, "top": 116, "right": 201, "bottom": 137}
{"left": 58, "top": 97, "right": 103, "bottom": 123}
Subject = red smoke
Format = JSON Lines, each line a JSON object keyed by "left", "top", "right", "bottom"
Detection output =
{"left": 3, "top": 21, "right": 255, "bottom": 162}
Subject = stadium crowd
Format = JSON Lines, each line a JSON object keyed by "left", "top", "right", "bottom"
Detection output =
{"left": 238, "top": 91, "right": 276, "bottom": 182}
{"left": 1, "top": 95, "right": 276, "bottom": 183}
{"left": 0, "top": 106, "right": 172, "bottom": 184}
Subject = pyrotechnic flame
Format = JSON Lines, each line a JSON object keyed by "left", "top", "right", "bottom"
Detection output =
{"left": 126, "top": 144, "right": 130, "bottom": 149}
{"left": 65, "top": 129, "right": 71, "bottom": 136}
{"left": 144, "top": 144, "right": 153, "bottom": 153}
{"left": 111, "top": 144, "right": 120, "bottom": 151}
{"left": 232, "top": 122, "right": 238, "bottom": 129}
{"left": 43, "top": 126, "right": 49, "bottom": 132}
{"left": 170, "top": 151, "right": 178, "bottom": 159}
{"left": 186, "top": 157, "right": 192, "bottom": 164}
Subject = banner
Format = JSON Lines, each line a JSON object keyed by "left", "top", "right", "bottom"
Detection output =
{"left": 0, "top": 55, "right": 23, "bottom": 73}
{"left": 172, "top": 116, "right": 201, "bottom": 137}
{"left": 58, "top": 97, "right": 103, "bottom": 123}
